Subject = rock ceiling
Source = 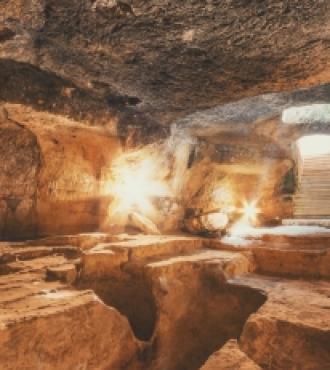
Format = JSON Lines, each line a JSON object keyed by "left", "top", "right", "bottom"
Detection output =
{"left": 1, "top": 0, "right": 330, "bottom": 130}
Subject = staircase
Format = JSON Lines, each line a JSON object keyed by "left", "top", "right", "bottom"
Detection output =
{"left": 294, "top": 154, "right": 330, "bottom": 218}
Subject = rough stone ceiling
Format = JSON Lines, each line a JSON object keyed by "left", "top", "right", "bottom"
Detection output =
{"left": 1, "top": 0, "right": 330, "bottom": 127}
{"left": 176, "top": 84, "right": 330, "bottom": 150}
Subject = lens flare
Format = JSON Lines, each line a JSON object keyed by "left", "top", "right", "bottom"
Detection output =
{"left": 242, "top": 200, "right": 259, "bottom": 223}
{"left": 229, "top": 200, "right": 260, "bottom": 236}
{"left": 108, "top": 152, "right": 171, "bottom": 217}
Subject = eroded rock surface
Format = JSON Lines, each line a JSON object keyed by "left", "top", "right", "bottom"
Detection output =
{"left": 0, "top": 232, "right": 328, "bottom": 370}
{"left": 1, "top": 0, "right": 330, "bottom": 125}
{"left": 0, "top": 244, "right": 141, "bottom": 370}
{"left": 1, "top": 1, "right": 330, "bottom": 235}
{"left": 215, "top": 231, "right": 330, "bottom": 279}
{"left": 200, "top": 339, "right": 261, "bottom": 370}
{"left": 237, "top": 276, "right": 330, "bottom": 370}
{"left": 0, "top": 104, "right": 122, "bottom": 239}
{"left": 1, "top": 2, "right": 330, "bottom": 369}
{"left": 0, "top": 110, "right": 39, "bottom": 238}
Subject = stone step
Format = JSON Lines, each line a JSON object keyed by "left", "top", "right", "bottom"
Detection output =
{"left": 26, "top": 233, "right": 131, "bottom": 250}
{"left": 145, "top": 249, "right": 255, "bottom": 279}
{"left": 294, "top": 204, "right": 330, "bottom": 208}
{"left": 294, "top": 205, "right": 330, "bottom": 209}
{"left": 0, "top": 279, "right": 139, "bottom": 370}
{"left": 283, "top": 218, "right": 330, "bottom": 227}
{"left": 303, "top": 160, "right": 330, "bottom": 164}
{"left": 217, "top": 232, "right": 330, "bottom": 279}
{"left": 299, "top": 176, "right": 330, "bottom": 179}
{"left": 1, "top": 255, "right": 73, "bottom": 279}
{"left": 302, "top": 163, "right": 330, "bottom": 166}
{"left": 300, "top": 180, "right": 330, "bottom": 183}
{"left": 295, "top": 196, "right": 330, "bottom": 200}
{"left": 303, "top": 159, "right": 330, "bottom": 164}
{"left": 297, "top": 196, "right": 330, "bottom": 200}
{"left": 302, "top": 167, "right": 330, "bottom": 170}
{"left": 298, "top": 182, "right": 330, "bottom": 186}
{"left": 103, "top": 235, "right": 206, "bottom": 261}
{"left": 231, "top": 275, "right": 330, "bottom": 370}
{"left": 294, "top": 210, "right": 330, "bottom": 213}
{"left": 300, "top": 173, "right": 330, "bottom": 176}
{"left": 0, "top": 245, "right": 81, "bottom": 266}
{"left": 303, "top": 157, "right": 330, "bottom": 162}
{"left": 0, "top": 246, "right": 54, "bottom": 264}
{"left": 302, "top": 161, "right": 330, "bottom": 165}
{"left": 297, "top": 187, "right": 330, "bottom": 191}
{"left": 294, "top": 202, "right": 330, "bottom": 207}
{"left": 294, "top": 200, "right": 330, "bottom": 204}
{"left": 295, "top": 191, "right": 330, "bottom": 195}
{"left": 300, "top": 165, "right": 330, "bottom": 169}
{"left": 252, "top": 244, "right": 330, "bottom": 279}
{"left": 81, "top": 235, "right": 208, "bottom": 279}
{"left": 298, "top": 178, "right": 330, "bottom": 182}
{"left": 294, "top": 209, "right": 330, "bottom": 215}
{"left": 300, "top": 166, "right": 330, "bottom": 168}
{"left": 295, "top": 214, "right": 330, "bottom": 218}
{"left": 294, "top": 195, "right": 330, "bottom": 199}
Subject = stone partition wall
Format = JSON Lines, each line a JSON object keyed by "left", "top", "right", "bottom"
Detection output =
{"left": 0, "top": 105, "right": 122, "bottom": 239}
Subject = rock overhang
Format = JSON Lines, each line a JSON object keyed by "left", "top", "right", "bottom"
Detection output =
{"left": 1, "top": 0, "right": 330, "bottom": 127}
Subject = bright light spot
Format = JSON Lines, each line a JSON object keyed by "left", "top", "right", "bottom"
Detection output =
{"left": 229, "top": 200, "right": 260, "bottom": 237}
{"left": 297, "top": 135, "right": 330, "bottom": 157}
{"left": 229, "top": 220, "right": 256, "bottom": 237}
{"left": 241, "top": 200, "right": 259, "bottom": 223}
{"left": 108, "top": 151, "right": 171, "bottom": 217}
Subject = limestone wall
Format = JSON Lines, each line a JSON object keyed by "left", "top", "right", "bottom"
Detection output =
{"left": 0, "top": 116, "right": 39, "bottom": 238}
{"left": 0, "top": 105, "right": 121, "bottom": 239}
{"left": 182, "top": 142, "right": 294, "bottom": 226}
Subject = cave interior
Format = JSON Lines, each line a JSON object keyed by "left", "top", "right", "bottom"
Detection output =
{"left": 0, "top": 1, "right": 330, "bottom": 370}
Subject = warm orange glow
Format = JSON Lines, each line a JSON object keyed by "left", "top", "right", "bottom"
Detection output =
{"left": 212, "top": 187, "right": 236, "bottom": 213}
{"left": 108, "top": 151, "right": 171, "bottom": 217}
{"left": 241, "top": 200, "right": 259, "bottom": 223}
{"left": 229, "top": 200, "right": 260, "bottom": 236}
{"left": 229, "top": 220, "right": 255, "bottom": 236}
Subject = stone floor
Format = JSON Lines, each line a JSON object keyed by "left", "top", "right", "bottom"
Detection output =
{"left": 0, "top": 231, "right": 329, "bottom": 370}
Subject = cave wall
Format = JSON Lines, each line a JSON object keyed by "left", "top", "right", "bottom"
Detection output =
{"left": 178, "top": 86, "right": 330, "bottom": 226}
{"left": 34, "top": 122, "right": 121, "bottom": 236}
{"left": 182, "top": 142, "right": 294, "bottom": 225}
{"left": 0, "top": 115, "right": 40, "bottom": 238}
{"left": 1, "top": 0, "right": 329, "bottom": 235}
{"left": 1, "top": 94, "right": 329, "bottom": 238}
{"left": 0, "top": 105, "right": 121, "bottom": 239}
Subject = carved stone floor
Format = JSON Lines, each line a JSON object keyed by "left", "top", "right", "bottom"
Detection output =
{"left": 0, "top": 231, "right": 329, "bottom": 370}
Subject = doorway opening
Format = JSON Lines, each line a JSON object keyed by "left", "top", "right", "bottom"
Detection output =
{"left": 293, "top": 135, "right": 330, "bottom": 219}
